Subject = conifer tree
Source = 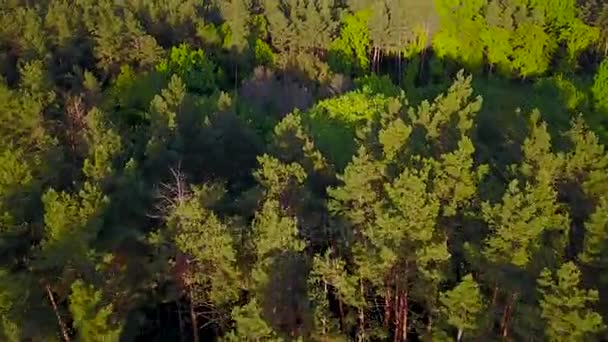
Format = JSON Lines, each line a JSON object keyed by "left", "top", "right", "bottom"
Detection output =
{"left": 159, "top": 178, "right": 241, "bottom": 341}
{"left": 563, "top": 117, "right": 608, "bottom": 199}
{"left": 230, "top": 155, "right": 308, "bottom": 339}
{"left": 38, "top": 183, "right": 108, "bottom": 270}
{"left": 439, "top": 274, "right": 485, "bottom": 341}
{"left": 145, "top": 74, "right": 186, "bottom": 164}
{"left": 69, "top": 280, "right": 122, "bottom": 342}
{"left": 217, "top": 0, "right": 252, "bottom": 52}
{"left": 82, "top": 108, "right": 123, "bottom": 184}
{"left": 592, "top": 59, "right": 608, "bottom": 113}
{"left": 538, "top": 262, "right": 605, "bottom": 341}
{"left": 580, "top": 196, "right": 608, "bottom": 267}
{"left": 263, "top": 0, "right": 296, "bottom": 53}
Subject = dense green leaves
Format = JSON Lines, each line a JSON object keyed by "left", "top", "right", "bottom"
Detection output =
{"left": 593, "top": 59, "right": 608, "bottom": 113}
{"left": 1, "top": 1, "right": 608, "bottom": 341}
{"left": 538, "top": 262, "right": 605, "bottom": 341}
{"left": 440, "top": 274, "right": 485, "bottom": 340}
{"left": 69, "top": 280, "right": 122, "bottom": 342}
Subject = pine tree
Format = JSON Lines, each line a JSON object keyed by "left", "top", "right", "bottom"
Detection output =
{"left": 563, "top": 117, "right": 608, "bottom": 199}
{"left": 217, "top": 0, "right": 252, "bottom": 52}
{"left": 328, "top": 147, "right": 384, "bottom": 341}
{"left": 308, "top": 251, "right": 358, "bottom": 341}
{"left": 170, "top": 187, "right": 241, "bottom": 306}
{"left": 439, "top": 274, "right": 485, "bottom": 341}
{"left": 226, "top": 299, "right": 282, "bottom": 341}
{"left": 482, "top": 178, "right": 568, "bottom": 268}
{"left": 69, "top": 280, "right": 122, "bottom": 342}
{"left": 270, "top": 113, "right": 335, "bottom": 193}
{"left": 0, "top": 148, "right": 35, "bottom": 238}
{"left": 263, "top": 0, "right": 296, "bottom": 53}
{"left": 232, "top": 155, "right": 308, "bottom": 339}
{"left": 580, "top": 196, "right": 608, "bottom": 263}
{"left": 538, "top": 262, "right": 605, "bottom": 341}
{"left": 82, "top": 108, "right": 123, "bottom": 184}
{"left": 294, "top": 0, "right": 337, "bottom": 53}
{"left": 592, "top": 59, "right": 608, "bottom": 113}
{"left": 159, "top": 179, "right": 241, "bottom": 341}
{"left": 145, "top": 74, "right": 186, "bottom": 164}
{"left": 410, "top": 71, "right": 482, "bottom": 148}
{"left": 156, "top": 44, "right": 218, "bottom": 94}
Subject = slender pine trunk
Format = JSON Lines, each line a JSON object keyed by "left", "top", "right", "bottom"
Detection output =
{"left": 45, "top": 284, "right": 71, "bottom": 342}
{"left": 189, "top": 286, "right": 200, "bottom": 342}
{"left": 384, "top": 284, "right": 392, "bottom": 328}
{"left": 400, "top": 287, "right": 408, "bottom": 342}
{"left": 500, "top": 293, "right": 518, "bottom": 340}
{"left": 398, "top": 51, "right": 402, "bottom": 86}
{"left": 322, "top": 280, "right": 328, "bottom": 335}
{"left": 393, "top": 278, "right": 400, "bottom": 342}
{"left": 178, "top": 300, "right": 185, "bottom": 342}
{"left": 357, "top": 281, "right": 365, "bottom": 342}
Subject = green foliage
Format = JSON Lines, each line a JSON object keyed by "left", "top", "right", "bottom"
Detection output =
{"left": 433, "top": 0, "right": 597, "bottom": 77}
{"left": 0, "top": 148, "right": 34, "bottom": 222}
{"left": 433, "top": 0, "right": 486, "bottom": 70}
{"left": 69, "top": 280, "right": 122, "bottom": 342}
{"left": 168, "top": 187, "right": 240, "bottom": 305}
{"left": 87, "top": 2, "right": 162, "bottom": 73}
{"left": 563, "top": 117, "right": 608, "bottom": 198}
{"left": 253, "top": 38, "right": 276, "bottom": 66}
{"left": 304, "top": 88, "right": 398, "bottom": 168}
{"left": 375, "top": 164, "right": 449, "bottom": 280}
{"left": 440, "top": 274, "right": 484, "bottom": 339}
{"left": 328, "top": 11, "right": 371, "bottom": 75}
{"left": 511, "top": 22, "right": 557, "bottom": 77}
{"left": 538, "top": 262, "right": 605, "bottom": 341}
{"left": 218, "top": 0, "right": 252, "bottom": 52}
{"left": 82, "top": 108, "right": 123, "bottom": 183}
{"left": 227, "top": 299, "right": 281, "bottom": 341}
{"left": 1, "top": 2, "right": 608, "bottom": 340}
{"left": 156, "top": 44, "right": 218, "bottom": 94}
{"left": 482, "top": 179, "right": 568, "bottom": 267}
{"left": 592, "top": 59, "right": 608, "bottom": 113}
{"left": 145, "top": 74, "right": 186, "bottom": 161}
{"left": 264, "top": 0, "right": 337, "bottom": 54}
{"left": 39, "top": 183, "right": 108, "bottom": 269}
{"left": 579, "top": 196, "right": 608, "bottom": 266}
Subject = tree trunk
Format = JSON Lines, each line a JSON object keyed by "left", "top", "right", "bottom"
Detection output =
{"left": 398, "top": 51, "right": 402, "bottom": 86}
{"left": 357, "top": 281, "right": 365, "bottom": 342}
{"left": 384, "top": 284, "right": 392, "bottom": 328}
{"left": 189, "top": 287, "right": 200, "bottom": 342}
{"left": 45, "top": 284, "right": 71, "bottom": 342}
{"left": 500, "top": 293, "right": 518, "bottom": 340}
{"left": 322, "top": 280, "right": 328, "bottom": 335}
{"left": 178, "top": 300, "right": 185, "bottom": 342}
{"left": 400, "top": 288, "right": 408, "bottom": 342}
{"left": 393, "top": 280, "right": 401, "bottom": 342}
{"left": 372, "top": 47, "right": 378, "bottom": 74}
{"left": 338, "top": 297, "right": 345, "bottom": 330}
{"left": 457, "top": 328, "right": 463, "bottom": 342}
{"left": 234, "top": 64, "right": 238, "bottom": 97}
{"left": 491, "top": 285, "right": 498, "bottom": 306}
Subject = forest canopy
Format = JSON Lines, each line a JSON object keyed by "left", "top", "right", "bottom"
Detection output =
{"left": 1, "top": 0, "right": 608, "bottom": 341}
